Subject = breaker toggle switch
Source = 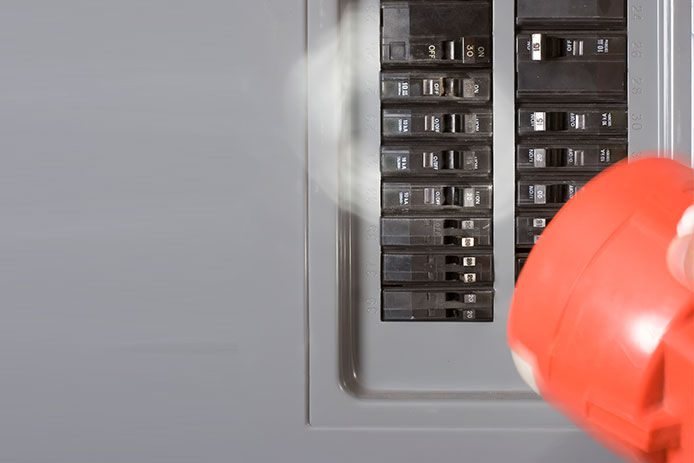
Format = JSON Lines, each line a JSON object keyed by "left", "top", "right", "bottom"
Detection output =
{"left": 530, "top": 147, "right": 571, "bottom": 167}
{"left": 529, "top": 111, "right": 568, "bottom": 131}
{"left": 419, "top": 150, "right": 486, "bottom": 172}
{"left": 422, "top": 77, "right": 479, "bottom": 98}
{"left": 529, "top": 33, "right": 565, "bottom": 61}
{"left": 426, "top": 114, "right": 485, "bottom": 134}
{"left": 440, "top": 37, "right": 491, "bottom": 63}
{"left": 442, "top": 150, "right": 482, "bottom": 170}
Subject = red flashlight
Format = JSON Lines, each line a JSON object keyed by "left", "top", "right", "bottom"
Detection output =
{"left": 508, "top": 158, "right": 693, "bottom": 463}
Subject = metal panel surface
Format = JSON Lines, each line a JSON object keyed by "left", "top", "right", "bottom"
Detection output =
{"left": 1, "top": 0, "right": 685, "bottom": 462}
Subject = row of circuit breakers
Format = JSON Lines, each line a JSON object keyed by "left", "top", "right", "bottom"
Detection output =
{"left": 379, "top": 1, "right": 628, "bottom": 322}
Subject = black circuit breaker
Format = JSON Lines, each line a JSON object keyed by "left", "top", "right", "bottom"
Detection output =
{"left": 382, "top": 146, "right": 492, "bottom": 175}
{"left": 382, "top": 289, "right": 494, "bottom": 322}
{"left": 382, "top": 1, "right": 491, "bottom": 65}
{"left": 380, "top": 1, "right": 494, "bottom": 322}
{"left": 516, "top": 32, "right": 627, "bottom": 100}
{"left": 514, "top": 0, "right": 628, "bottom": 278}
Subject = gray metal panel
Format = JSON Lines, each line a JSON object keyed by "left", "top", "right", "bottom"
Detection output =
{"left": 0, "top": 1, "right": 308, "bottom": 461}
{"left": 0, "top": 0, "right": 682, "bottom": 462}
{"left": 628, "top": 0, "right": 694, "bottom": 166}
{"left": 308, "top": 0, "right": 619, "bottom": 460}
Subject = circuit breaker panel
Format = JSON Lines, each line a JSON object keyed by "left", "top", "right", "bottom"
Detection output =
{"left": 378, "top": 0, "right": 631, "bottom": 320}
{"left": 380, "top": 1, "right": 495, "bottom": 322}
{"left": 309, "top": 0, "right": 688, "bottom": 436}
